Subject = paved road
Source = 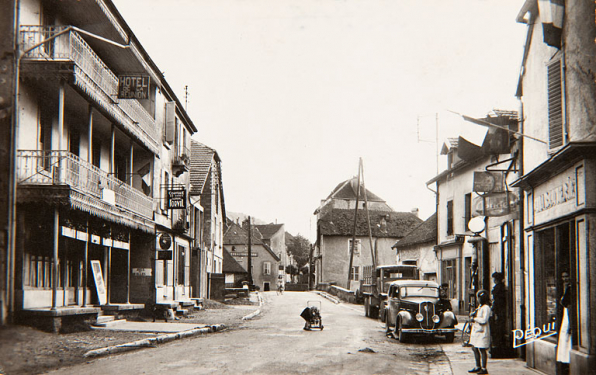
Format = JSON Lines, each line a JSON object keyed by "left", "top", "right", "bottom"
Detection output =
{"left": 48, "top": 291, "right": 452, "bottom": 374}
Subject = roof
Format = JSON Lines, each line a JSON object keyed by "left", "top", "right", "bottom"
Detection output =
{"left": 392, "top": 213, "right": 437, "bottom": 249}
{"left": 223, "top": 248, "right": 247, "bottom": 274}
{"left": 223, "top": 222, "right": 280, "bottom": 261}
{"left": 317, "top": 209, "right": 422, "bottom": 238}
{"left": 254, "top": 224, "right": 284, "bottom": 239}
{"left": 190, "top": 141, "right": 217, "bottom": 195}
{"left": 389, "top": 280, "right": 439, "bottom": 288}
{"left": 326, "top": 177, "right": 385, "bottom": 202}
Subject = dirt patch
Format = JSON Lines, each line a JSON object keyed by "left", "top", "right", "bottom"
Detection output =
{"left": 0, "top": 299, "right": 258, "bottom": 374}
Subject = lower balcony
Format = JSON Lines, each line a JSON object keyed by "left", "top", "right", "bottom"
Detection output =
{"left": 17, "top": 150, "right": 154, "bottom": 231}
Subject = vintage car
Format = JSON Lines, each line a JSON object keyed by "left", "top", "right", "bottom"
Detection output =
{"left": 383, "top": 280, "right": 457, "bottom": 343}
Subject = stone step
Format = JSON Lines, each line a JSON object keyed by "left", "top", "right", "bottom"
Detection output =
{"left": 95, "top": 315, "right": 116, "bottom": 324}
{"left": 93, "top": 318, "right": 127, "bottom": 327}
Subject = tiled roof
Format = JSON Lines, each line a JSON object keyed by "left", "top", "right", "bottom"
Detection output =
{"left": 325, "top": 178, "right": 385, "bottom": 202}
{"left": 254, "top": 224, "right": 284, "bottom": 239}
{"left": 223, "top": 248, "right": 247, "bottom": 273}
{"left": 190, "top": 140, "right": 216, "bottom": 195}
{"left": 223, "top": 222, "right": 265, "bottom": 246}
{"left": 318, "top": 208, "right": 422, "bottom": 238}
{"left": 392, "top": 213, "right": 437, "bottom": 249}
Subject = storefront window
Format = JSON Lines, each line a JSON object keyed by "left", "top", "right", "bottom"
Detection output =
{"left": 534, "top": 223, "right": 576, "bottom": 343}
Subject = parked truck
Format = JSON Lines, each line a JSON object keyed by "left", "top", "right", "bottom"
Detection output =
{"left": 360, "top": 264, "right": 419, "bottom": 319}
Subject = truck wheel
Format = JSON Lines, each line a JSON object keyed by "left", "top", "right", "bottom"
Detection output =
{"left": 370, "top": 306, "right": 379, "bottom": 319}
{"left": 397, "top": 318, "right": 409, "bottom": 343}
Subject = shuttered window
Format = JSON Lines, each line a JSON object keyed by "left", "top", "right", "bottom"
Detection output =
{"left": 547, "top": 58, "right": 564, "bottom": 149}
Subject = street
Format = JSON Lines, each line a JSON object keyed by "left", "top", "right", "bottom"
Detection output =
{"left": 48, "top": 291, "right": 452, "bottom": 375}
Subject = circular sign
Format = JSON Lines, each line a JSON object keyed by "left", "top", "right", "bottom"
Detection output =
{"left": 158, "top": 233, "right": 172, "bottom": 249}
{"left": 468, "top": 217, "right": 486, "bottom": 234}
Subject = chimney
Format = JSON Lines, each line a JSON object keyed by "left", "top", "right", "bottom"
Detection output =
{"left": 411, "top": 208, "right": 419, "bottom": 217}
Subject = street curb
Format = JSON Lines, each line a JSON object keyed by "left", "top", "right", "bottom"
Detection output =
{"left": 242, "top": 292, "right": 263, "bottom": 320}
{"left": 83, "top": 324, "right": 226, "bottom": 358}
{"left": 314, "top": 291, "right": 340, "bottom": 304}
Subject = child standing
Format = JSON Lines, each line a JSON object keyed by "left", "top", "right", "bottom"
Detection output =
{"left": 468, "top": 290, "right": 492, "bottom": 374}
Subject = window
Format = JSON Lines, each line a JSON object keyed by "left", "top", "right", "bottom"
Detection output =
{"left": 164, "top": 101, "right": 176, "bottom": 144}
{"left": 177, "top": 245, "right": 186, "bottom": 286}
{"left": 348, "top": 239, "right": 361, "bottom": 256}
{"left": 534, "top": 223, "right": 576, "bottom": 344}
{"left": 547, "top": 57, "right": 565, "bottom": 149}
{"left": 446, "top": 200, "right": 454, "bottom": 236}
{"left": 263, "top": 262, "right": 271, "bottom": 276}
{"left": 442, "top": 259, "right": 457, "bottom": 299}
{"left": 350, "top": 266, "right": 360, "bottom": 281}
{"left": 464, "top": 193, "right": 472, "bottom": 232}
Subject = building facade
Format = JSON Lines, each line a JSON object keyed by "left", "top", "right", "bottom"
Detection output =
{"left": 313, "top": 178, "right": 422, "bottom": 293}
{"left": 2, "top": 0, "right": 206, "bottom": 330}
{"left": 513, "top": 1, "right": 596, "bottom": 373}
{"left": 392, "top": 213, "right": 438, "bottom": 282}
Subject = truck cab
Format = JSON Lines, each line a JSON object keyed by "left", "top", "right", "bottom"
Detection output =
{"left": 361, "top": 264, "right": 419, "bottom": 319}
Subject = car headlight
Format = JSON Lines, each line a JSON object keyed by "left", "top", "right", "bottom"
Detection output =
{"left": 432, "top": 315, "right": 440, "bottom": 323}
{"left": 416, "top": 313, "right": 424, "bottom": 322}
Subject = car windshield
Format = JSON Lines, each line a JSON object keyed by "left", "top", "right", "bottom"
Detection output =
{"left": 400, "top": 286, "right": 439, "bottom": 298}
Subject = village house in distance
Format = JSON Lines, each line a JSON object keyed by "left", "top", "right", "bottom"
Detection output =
{"left": 312, "top": 177, "right": 422, "bottom": 293}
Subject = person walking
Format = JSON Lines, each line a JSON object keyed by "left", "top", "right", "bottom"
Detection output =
{"left": 468, "top": 290, "right": 492, "bottom": 374}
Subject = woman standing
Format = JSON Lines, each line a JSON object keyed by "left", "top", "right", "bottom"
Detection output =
{"left": 468, "top": 290, "right": 492, "bottom": 374}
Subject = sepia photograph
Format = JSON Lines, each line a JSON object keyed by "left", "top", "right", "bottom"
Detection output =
{"left": 0, "top": 0, "right": 593, "bottom": 374}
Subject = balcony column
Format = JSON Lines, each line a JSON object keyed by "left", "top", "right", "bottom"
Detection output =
{"left": 110, "top": 124, "right": 115, "bottom": 175}
{"left": 87, "top": 105, "right": 93, "bottom": 164}
{"left": 58, "top": 82, "right": 65, "bottom": 150}
{"left": 82, "top": 220, "right": 89, "bottom": 307}
{"left": 51, "top": 208, "right": 59, "bottom": 310}
{"left": 128, "top": 140, "right": 133, "bottom": 185}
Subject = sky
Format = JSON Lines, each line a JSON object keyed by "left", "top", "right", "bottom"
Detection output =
{"left": 112, "top": 0, "right": 527, "bottom": 241}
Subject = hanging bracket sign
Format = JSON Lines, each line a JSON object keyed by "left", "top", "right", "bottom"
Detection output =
{"left": 167, "top": 188, "right": 186, "bottom": 209}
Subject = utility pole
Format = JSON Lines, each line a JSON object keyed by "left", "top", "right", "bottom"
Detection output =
{"left": 247, "top": 216, "right": 253, "bottom": 289}
{"left": 347, "top": 158, "right": 362, "bottom": 290}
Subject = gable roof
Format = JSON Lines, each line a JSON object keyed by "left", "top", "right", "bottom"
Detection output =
{"left": 223, "top": 222, "right": 280, "bottom": 261}
{"left": 223, "top": 248, "right": 247, "bottom": 274}
{"left": 190, "top": 141, "right": 216, "bottom": 195}
{"left": 318, "top": 208, "right": 422, "bottom": 238}
{"left": 254, "top": 224, "right": 284, "bottom": 239}
{"left": 326, "top": 177, "right": 385, "bottom": 202}
{"left": 392, "top": 213, "right": 437, "bottom": 249}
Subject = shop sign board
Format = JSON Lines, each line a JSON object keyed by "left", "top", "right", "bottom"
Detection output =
{"left": 157, "top": 250, "right": 173, "bottom": 260}
{"left": 473, "top": 171, "right": 505, "bottom": 193}
{"left": 231, "top": 252, "right": 258, "bottom": 257}
{"left": 90, "top": 260, "right": 107, "bottom": 305}
{"left": 533, "top": 164, "right": 584, "bottom": 225}
{"left": 167, "top": 189, "right": 186, "bottom": 209}
{"left": 473, "top": 192, "right": 519, "bottom": 217}
{"left": 118, "top": 75, "right": 150, "bottom": 99}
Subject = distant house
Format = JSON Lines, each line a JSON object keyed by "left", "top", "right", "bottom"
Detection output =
{"left": 313, "top": 178, "right": 422, "bottom": 292}
{"left": 222, "top": 249, "right": 248, "bottom": 288}
{"left": 223, "top": 221, "right": 281, "bottom": 291}
{"left": 392, "top": 213, "right": 438, "bottom": 282}
{"left": 254, "top": 224, "right": 289, "bottom": 283}
{"left": 190, "top": 141, "right": 226, "bottom": 299}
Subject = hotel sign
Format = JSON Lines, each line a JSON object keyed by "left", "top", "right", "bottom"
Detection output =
{"left": 118, "top": 75, "right": 150, "bottom": 99}
{"left": 473, "top": 192, "right": 519, "bottom": 217}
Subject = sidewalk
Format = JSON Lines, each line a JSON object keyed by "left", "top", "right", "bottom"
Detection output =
{"left": 444, "top": 320, "right": 542, "bottom": 375}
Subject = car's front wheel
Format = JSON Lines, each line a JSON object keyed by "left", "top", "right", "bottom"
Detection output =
{"left": 445, "top": 332, "right": 455, "bottom": 343}
{"left": 396, "top": 318, "right": 409, "bottom": 343}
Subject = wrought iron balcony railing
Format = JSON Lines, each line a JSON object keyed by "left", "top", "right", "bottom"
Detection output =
{"left": 17, "top": 150, "right": 153, "bottom": 219}
{"left": 19, "top": 26, "right": 159, "bottom": 153}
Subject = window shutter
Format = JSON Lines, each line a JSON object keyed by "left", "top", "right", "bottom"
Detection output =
{"left": 165, "top": 101, "right": 175, "bottom": 143}
{"left": 547, "top": 59, "right": 564, "bottom": 149}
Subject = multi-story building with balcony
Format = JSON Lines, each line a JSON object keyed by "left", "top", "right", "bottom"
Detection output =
{"left": 4, "top": 0, "right": 198, "bottom": 331}
{"left": 513, "top": 1, "right": 596, "bottom": 373}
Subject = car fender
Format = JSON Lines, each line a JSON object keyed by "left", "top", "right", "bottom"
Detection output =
{"left": 397, "top": 310, "right": 414, "bottom": 326}
{"left": 440, "top": 311, "right": 457, "bottom": 327}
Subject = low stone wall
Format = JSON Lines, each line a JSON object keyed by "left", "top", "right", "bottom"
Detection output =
{"left": 285, "top": 283, "right": 309, "bottom": 291}
{"left": 318, "top": 284, "right": 357, "bottom": 303}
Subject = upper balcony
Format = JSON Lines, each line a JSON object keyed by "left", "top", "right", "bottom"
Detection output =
{"left": 17, "top": 150, "right": 154, "bottom": 229}
{"left": 19, "top": 26, "right": 160, "bottom": 155}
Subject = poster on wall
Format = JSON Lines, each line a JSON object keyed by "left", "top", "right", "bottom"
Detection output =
{"left": 90, "top": 260, "right": 107, "bottom": 305}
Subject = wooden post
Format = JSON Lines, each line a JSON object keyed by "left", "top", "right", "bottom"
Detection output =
{"left": 347, "top": 159, "right": 362, "bottom": 290}
{"left": 52, "top": 208, "right": 59, "bottom": 310}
